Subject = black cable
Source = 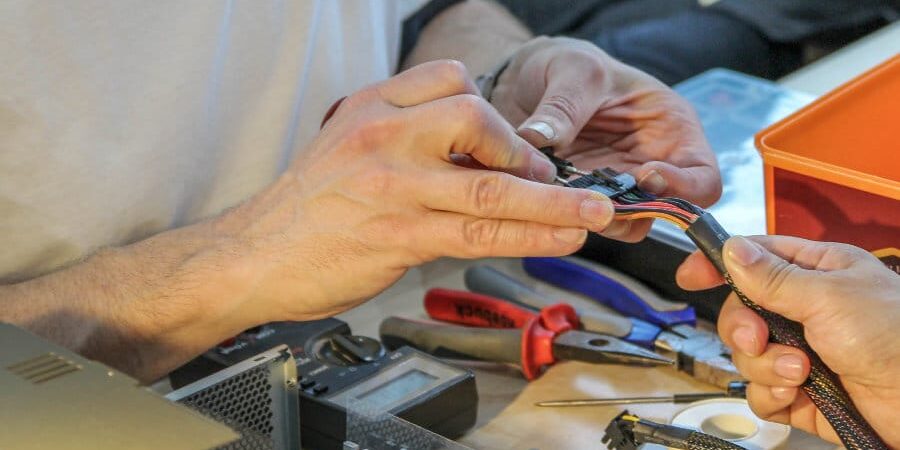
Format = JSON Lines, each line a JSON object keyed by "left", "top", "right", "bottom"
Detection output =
{"left": 548, "top": 156, "right": 887, "bottom": 448}
{"left": 686, "top": 213, "right": 888, "bottom": 450}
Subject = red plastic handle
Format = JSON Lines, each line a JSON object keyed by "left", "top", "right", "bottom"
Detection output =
{"left": 424, "top": 288, "right": 536, "bottom": 328}
{"left": 520, "top": 303, "right": 580, "bottom": 380}
{"left": 424, "top": 288, "right": 582, "bottom": 380}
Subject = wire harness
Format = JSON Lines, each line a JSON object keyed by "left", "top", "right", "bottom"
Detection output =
{"left": 602, "top": 410, "right": 743, "bottom": 450}
{"left": 541, "top": 148, "right": 702, "bottom": 230}
{"left": 543, "top": 148, "right": 889, "bottom": 450}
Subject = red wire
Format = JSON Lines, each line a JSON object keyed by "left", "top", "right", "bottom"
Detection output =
{"left": 613, "top": 201, "right": 699, "bottom": 221}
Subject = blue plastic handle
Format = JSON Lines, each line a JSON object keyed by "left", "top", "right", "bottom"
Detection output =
{"left": 522, "top": 257, "right": 696, "bottom": 327}
{"left": 622, "top": 317, "right": 663, "bottom": 349}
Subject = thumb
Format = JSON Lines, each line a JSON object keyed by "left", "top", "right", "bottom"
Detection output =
{"left": 518, "top": 79, "right": 596, "bottom": 150}
{"left": 723, "top": 236, "right": 829, "bottom": 324}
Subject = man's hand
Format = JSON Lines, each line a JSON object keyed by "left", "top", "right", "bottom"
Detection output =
{"left": 676, "top": 235, "right": 900, "bottom": 447}
{"left": 490, "top": 37, "right": 721, "bottom": 242}
{"left": 218, "top": 60, "right": 620, "bottom": 322}
{"left": 1, "top": 60, "right": 623, "bottom": 382}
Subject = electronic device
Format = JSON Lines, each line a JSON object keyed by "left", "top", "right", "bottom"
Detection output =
{"left": 342, "top": 398, "right": 473, "bottom": 450}
{"left": 171, "top": 319, "right": 478, "bottom": 450}
{"left": 167, "top": 345, "right": 300, "bottom": 450}
{"left": 0, "top": 323, "right": 237, "bottom": 450}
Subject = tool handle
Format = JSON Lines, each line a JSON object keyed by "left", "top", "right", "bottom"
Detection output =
{"left": 522, "top": 257, "right": 696, "bottom": 327}
{"left": 424, "top": 288, "right": 537, "bottom": 328}
{"left": 619, "top": 318, "right": 662, "bottom": 349}
{"left": 463, "top": 265, "right": 549, "bottom": 309}
{"left": 379, "top": 317, "right": 522, "bottom": 364}
{"left": 464, "top": 265, "right": 636, "bottom": 338}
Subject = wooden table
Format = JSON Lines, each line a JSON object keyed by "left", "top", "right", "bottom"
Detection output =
{"left": 337, "top": 257, "right": 837, "bottom": 450}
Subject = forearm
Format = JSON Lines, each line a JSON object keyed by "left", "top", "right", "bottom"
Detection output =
{"left": 403, "top": 0, "right": 532, "bottom": 76}
{"left": 0, "top": 217, "right": 260, "bottom": 383}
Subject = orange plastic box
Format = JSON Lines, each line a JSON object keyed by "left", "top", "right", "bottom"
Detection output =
{"left": 755, "top": 54, "right": 899, "bottom": 274}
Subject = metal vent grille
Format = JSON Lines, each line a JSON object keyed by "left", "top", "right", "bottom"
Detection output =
{"left": 6, "top": 352, "right": 81, "bottom": 384}
{"left": 180, "top": 364, "right": 275, "bottom": 450}
{"left": 169, "top": 346, "right": 299, "bottom": 450}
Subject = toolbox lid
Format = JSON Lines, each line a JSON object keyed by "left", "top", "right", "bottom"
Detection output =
{"left": 755, "top": 54, "right": 900, "bottom": 201}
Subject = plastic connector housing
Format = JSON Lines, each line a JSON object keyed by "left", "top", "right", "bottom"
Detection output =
{"left": 568, "top": 170, "right": 638, "bottom": 199}
{"left": 602, "top": 411, "right": 640, "bottom": 450}
{"left": 539, "top": 147, "right": 638, "bottom": 200}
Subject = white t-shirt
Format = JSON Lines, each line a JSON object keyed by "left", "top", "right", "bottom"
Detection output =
{"left": 0, "top": 0, "right": 426, "bottom": 282}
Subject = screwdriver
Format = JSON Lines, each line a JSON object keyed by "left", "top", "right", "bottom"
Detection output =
{"left": 535, "top": 381, "right": 746, "bottom": 407}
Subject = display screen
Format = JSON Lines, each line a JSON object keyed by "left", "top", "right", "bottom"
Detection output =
{"left": 356, "top": 369, "right": 437, "bottom": 409}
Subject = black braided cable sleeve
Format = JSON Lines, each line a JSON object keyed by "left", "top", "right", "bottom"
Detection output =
{"left": 684, "top": 213, "right": 888, "bottom": 449}
{"left": 685, "top": 431, "right": 745, "bottom": 450}
{"left": 724, "top": 275, "right": 888, "bottom": 450}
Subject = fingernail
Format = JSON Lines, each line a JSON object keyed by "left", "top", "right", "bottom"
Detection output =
{"left": 521, "top": 121, "right": 556, "bottom": 141}
{"left": 580, "top": 196, "right": 614, "bottom": 226}
{"left": 732, "top": 326, "right": 759, "bottom": 357}
{"left": 771, "top": 386, "right": 794, "bottom": 400}
{"left": 638, "top": 170, "right": 667, "bottom": 195}
{"left": 553, "top": 227, "right": 587, "bottom": 245}
{"left": 774, "top": 354, "right": 805, "bottom": 381}
{"left": 529, "top": 152, "right": 558, "bottom": 183}
{"left": 727, "top": 236, "right": 763, "bottom": 267}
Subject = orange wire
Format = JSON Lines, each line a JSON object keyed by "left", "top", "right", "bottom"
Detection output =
{"left": 614, "top": 212, "right": 689, "bottom": 229}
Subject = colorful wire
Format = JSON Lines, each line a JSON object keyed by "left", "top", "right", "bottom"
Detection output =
{"left": 613, "top": 198, "right": 700, "bottom": 230}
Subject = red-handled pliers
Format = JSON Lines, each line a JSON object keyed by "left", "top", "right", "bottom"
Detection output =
{"left": 379, "top": 288, "right": 672, "bottom": 380}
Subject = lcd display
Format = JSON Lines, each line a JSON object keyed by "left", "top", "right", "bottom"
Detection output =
{"left": 356, "top": 369, "right": 437, "bottom": 409}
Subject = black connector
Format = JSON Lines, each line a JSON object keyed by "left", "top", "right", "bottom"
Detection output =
{"left": 602, "top": 411, "right": 640, "bottom": 450}
{"left": 540, "top": 147, "right": 640, "bottom": 199}
{"left": 567, "top": 172, "right": 638, "bottom": 199}
{"left": 539, "top": 146, "right": 575, "bottom": 178}
{"left": 602, "top": 410, "right": 697, "bottom": 450}
{"left": 602, "top": 411, "right": 745, "bottom": 450}
{"left": 631, "top": 419, "right": 699, "bottom": 448}
{"left": 685, "top": 212, "right": 732, "bottom": 276}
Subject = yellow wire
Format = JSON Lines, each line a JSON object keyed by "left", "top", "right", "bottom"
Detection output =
{"left": 621, "top": 414, "right": 640, "bottom": 422}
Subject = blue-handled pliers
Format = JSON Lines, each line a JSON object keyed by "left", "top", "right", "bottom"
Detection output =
{"left": 464, "top": 261, "right": 742, "bottom": 389}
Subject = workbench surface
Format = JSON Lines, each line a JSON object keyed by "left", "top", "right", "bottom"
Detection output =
{"left": 338, "top": 257, "right": 838, "bottom": 450}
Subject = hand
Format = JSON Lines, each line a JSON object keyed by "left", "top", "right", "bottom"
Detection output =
{"left": 489, "top": 36, "right": 721, "bottom": 242}
{"left": 218, "top": 60, "right": 621, "bottom": 322}
{"left": 676, "top": 235, "right": 900, "bottom": 447}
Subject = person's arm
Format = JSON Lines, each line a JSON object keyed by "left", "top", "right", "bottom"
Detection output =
{"left": 2, "top": 61, "right": 616, "bottom": 383}
{"left": 0, "top": 216, "right": 269, "bottom": 382}
{"left": 402, "top": 0, "right": 531, "bottom": 76}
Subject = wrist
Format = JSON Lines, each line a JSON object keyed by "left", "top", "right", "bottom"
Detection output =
{"left": 402, "top": 0, "right": 531, "bottom": 74}
{"left": 104, "top": 220, "right": 263, "bottom": 359}
{"left": 207, "top": 177, "right": 330, "bottom": 323}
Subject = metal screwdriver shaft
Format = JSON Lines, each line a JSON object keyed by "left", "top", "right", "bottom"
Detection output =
{"left": 536, "top": 394, "right": 722, "bottom": 407}
{"left": 535, "top": 381, "right": 746, "bottom": 407}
